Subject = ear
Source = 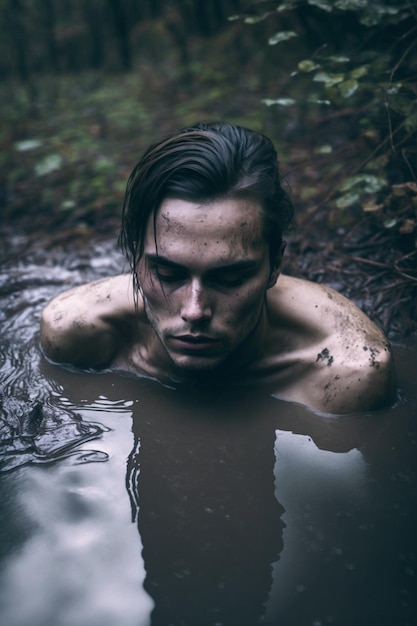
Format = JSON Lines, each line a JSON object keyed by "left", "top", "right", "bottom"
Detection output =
{"left": 267, "top": 240, "right": 286, "bottom": 289}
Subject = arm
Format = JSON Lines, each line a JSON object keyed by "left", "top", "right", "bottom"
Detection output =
{"left": 40, "top": 274, "right": 135, "bottom": 369}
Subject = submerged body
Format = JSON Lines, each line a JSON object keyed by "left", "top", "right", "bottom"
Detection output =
{"left": 41, "top": 197, "right": 394, "bottom": 414}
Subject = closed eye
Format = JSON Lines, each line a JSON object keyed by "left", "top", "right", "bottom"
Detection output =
{"left": 145, "top": 254, "right": 261, "bottom": 288}
{"left": 207, "top": 270, "right": 254, "bottom": 288}
{"left": 146, "top": 254, "right": 188, "bottom": 284}
{"left": 154, "top": 266, "right": 187, "bottom": 283}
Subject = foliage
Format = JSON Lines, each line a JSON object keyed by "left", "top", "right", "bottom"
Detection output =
{"left": 232, "top": 0, "right": 417, "bottom": 251}
{"left": 0, "top": 63, "right": 273, "bottom": 234}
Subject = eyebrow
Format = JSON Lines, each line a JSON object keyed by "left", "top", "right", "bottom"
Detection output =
{"left": 144, "top": 253, "right": 261, "bottom": 272}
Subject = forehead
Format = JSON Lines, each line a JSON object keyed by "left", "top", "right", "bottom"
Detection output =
{"left": 144, "top": 197, "right": 266, "bottom": 264}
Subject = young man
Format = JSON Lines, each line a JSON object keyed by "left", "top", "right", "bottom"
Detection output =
{"left": 40, "top": 121, "right": 395, "bottom": 413}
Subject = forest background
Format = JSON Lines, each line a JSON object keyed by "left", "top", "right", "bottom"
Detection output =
{"left": 1, "top": 0, "right": 416, "bottom": 337}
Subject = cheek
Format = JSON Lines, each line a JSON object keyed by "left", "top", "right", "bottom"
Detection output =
{"left": 224, "top": 286, "right": 265, "bottom": 326}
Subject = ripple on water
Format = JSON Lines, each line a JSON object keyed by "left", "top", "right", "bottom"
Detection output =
{"left": 0, "top": 238, "right": 124, "bottom": 473}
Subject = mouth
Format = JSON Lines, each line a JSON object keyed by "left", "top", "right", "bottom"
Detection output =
{"left": 171, "top": 335, "right": 220, "bottom": 352}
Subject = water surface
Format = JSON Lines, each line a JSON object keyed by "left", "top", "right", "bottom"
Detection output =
{"left": 0, "top": 236, "right": 416, "bottom": 626}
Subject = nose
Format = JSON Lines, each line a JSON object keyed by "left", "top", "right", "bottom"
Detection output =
{"left": 180, "top": 279, "right": 212, "bottom": 324}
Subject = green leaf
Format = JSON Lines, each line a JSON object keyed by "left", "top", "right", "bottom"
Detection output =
{"left": 262, "top": 98, "right": 296, "bottom": 106}
{"left": 268, "top": 31, "right": 298, "bottom": 45}
{"left": 307, "top": 0, "right": 333, "bottom": 11}
{"left": 245, "top": 13, "right": 270, "bottom": 24}
{"left": 334, "top": 0, "right": 367, "bottom": 10}
{"left": 14, "top": 139, "right": 43, "bottom": 152}
{"left": 359, "top": 5, "right": 399, "bottom": 27}
{"left": 386, "top": 84, "right": 402, "bottom": 95}
{"left": 336, "top": 192, "right": 360, "bottom": 209}
{"left": 340, "top": 174, "right": 387, "bottom": 193}
{"left": 350, "top": 66, "right": 368, "bottom": 79}
{"left": 313, "top": 71, "right": 345, "bottom": 86}
{"left": 60, "top": 200, "right": 76, "bottom": 211}
{"left": 383, "top": 218, "right": 397, "bottom": 229}
{"left": 307, "top": 97, "right": 331, "bottom": 105}
{"left": 338, "top": 79, "right": 359, "bottom": 98}
{"left": 277, "top": 1, "right": 298, "bottom": 11}
{"left": 34, "top": 154, "right": 63, "bottom": 177}
{"left": 358, "top": 13, "right": 379, "bottom": 27}
{"left": 327, "top": 55, "right": 350, "bottom": 63}
{"left": 315, "top": 145, "right": 333, "bottom": 154}
{"left": 298, "top": 60, "right": 320, "bottom": 72}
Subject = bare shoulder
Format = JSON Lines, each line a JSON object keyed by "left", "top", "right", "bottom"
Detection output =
{"left": 265, "top": 275, "right": 396, "bottom": 413}
{"left": 40, "top": 274, "right": 138, "bottom": 368}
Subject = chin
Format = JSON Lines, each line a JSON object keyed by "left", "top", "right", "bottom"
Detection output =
{"left": 169, "top": 354, "right": 228, "bottom": 378}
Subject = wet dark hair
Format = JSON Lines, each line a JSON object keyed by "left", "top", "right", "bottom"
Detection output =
{"left": 119, "top": 121, "right": 294, "bottom": 279}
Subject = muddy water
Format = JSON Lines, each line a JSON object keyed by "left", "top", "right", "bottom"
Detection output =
{"left": 0, "top": 236, "right": 416, "bottom": 626}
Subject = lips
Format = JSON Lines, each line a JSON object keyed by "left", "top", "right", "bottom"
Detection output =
{"left": 171, "top": 335, "right": 220, "bottom": 352}
{"left": 177, "top": 335, "right": 217, "bottom": 343}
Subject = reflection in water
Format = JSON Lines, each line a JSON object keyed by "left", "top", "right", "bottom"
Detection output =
{"left": 121, "top": 374, "right": 417, "bottom": 626}
{"left": 0, "top": 401, "right": 152, "bottom": 626}
{"left": 268, "top": 432, "right": 368, "bottom": 624}
{"left": 127, "top": 387, "right": 284, "bottom": 626}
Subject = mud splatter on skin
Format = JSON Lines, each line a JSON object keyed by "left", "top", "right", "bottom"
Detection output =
{"left": 316, "top": 348, "right": 334, "bottom": 366}
{"left": 323, "top": 374, "right": 342, "bottom": 407}
{"left": 324, "top": 374, "right": 340, "bottom": 391}
{"left": 368, "top": 347, "right": 380, "bottom": 368}
{"left": 363, "top": 343, "right": 391, "bottom": 369}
